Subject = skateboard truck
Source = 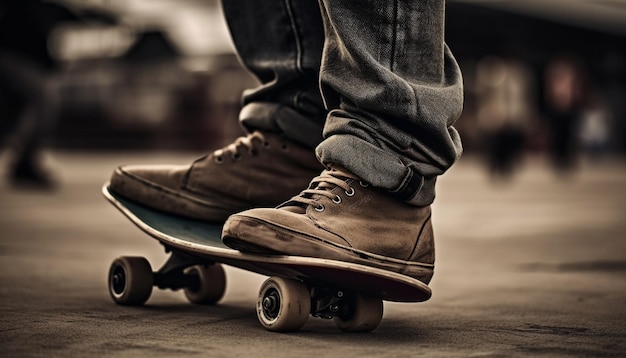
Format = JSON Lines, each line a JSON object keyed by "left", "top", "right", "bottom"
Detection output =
{"left": 255, "top": 276, "right": 383, "bottom": 332}
{"left": 260, "top": 285, "right": 347, "bottom": 320}
{"left": 109, "top": 249, "right": 226, "bottom": 307}
{"left": 152, "top": 248, "right": 206, "bottom": 291}
{"left": 309, "top": 286, "right": 350, "bottom": 319}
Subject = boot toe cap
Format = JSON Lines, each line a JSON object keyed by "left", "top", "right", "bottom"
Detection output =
{"left": 108, "top": 164, "right": 189, "bottom": 206}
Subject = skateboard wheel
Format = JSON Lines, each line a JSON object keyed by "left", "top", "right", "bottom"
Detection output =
{"left": 108, "top": 256, "right": 153, "bottom": 306}
{"left": 183, "top": 264, "right": 226, "bottom": 305}
{"left": 333, "top": 294, "right": 383, "bottom": 332}
{"left": 256, "top": 277, "right": 310, "bottom": 332}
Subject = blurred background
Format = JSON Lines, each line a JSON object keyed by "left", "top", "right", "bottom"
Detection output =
{"left": 0, "top": 0, "right": 625, "bottom": 184}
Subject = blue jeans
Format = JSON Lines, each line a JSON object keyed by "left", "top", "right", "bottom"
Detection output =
{"left": 222, "top": 0, "right": 463, "bottom": 206}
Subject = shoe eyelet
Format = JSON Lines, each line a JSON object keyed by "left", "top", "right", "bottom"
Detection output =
{"left": 232, "top": 153, "right": 242, "bottom": 161}
{"left": 214, "top": 156, "right": 224, "bottom": 164}
{"left": 344, "top": 187, "right": 355, "bottom": 197}
{"left": 281, "top": 143, "right": 288, "bottom": 151}
{"left": 314, "top": 204, "right": 325, "bottom": 212}
{"left": 263, "top": 141, "right": 271, "bottom": 148}
{"left": 359, "top": 181, "right": 369, "bottom": 187}
{"left": 332, "top": 195, "right": 342, "bottom": 204}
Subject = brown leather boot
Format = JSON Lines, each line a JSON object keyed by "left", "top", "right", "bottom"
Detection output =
{"left": 222, "top": 167, "right": 435, "bottom": 284}
{"left": 109, "top": 131, "right": 323, "bottom": 222}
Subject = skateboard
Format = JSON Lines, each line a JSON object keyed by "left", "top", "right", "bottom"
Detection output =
{"left": 103, "top": 184, "right": 431, "bottom": 332}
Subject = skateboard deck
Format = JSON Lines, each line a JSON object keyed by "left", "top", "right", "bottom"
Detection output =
{"left": 103, "top": 184, "right": 431, "bottom": 332}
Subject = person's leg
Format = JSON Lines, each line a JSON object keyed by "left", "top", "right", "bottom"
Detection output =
{"left": 315, "top": 0, "right": 463, "bottom": 206}
{"left": 109, "top": 0, "right": 326, "bottom": 221}
{"left": 223, "top": 0, "right": 463, "bottom": 284}
{"left": 222, "top": 0, "right": 326, "bottom": 149}
{"left": 0, "top": 53, "right": 58, "bottom": 188}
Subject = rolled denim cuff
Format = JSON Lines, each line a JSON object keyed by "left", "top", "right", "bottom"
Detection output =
{"left": 239, "top": 102, "right": 324, "bottom": 149}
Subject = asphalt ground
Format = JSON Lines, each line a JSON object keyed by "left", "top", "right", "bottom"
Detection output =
{"left": 1, "top": 151, "right": 625, "bottom": 357}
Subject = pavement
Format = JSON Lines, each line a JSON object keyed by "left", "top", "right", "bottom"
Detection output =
{"left": 0, "top": 151, "right": 625, "bottom": 357}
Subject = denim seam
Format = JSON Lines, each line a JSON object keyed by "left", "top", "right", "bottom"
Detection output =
{"left": 284, "top": 0, "right": 304, "bottom": 75}
{"left": 389, "top": 0, "right": 399, "bottom": 72}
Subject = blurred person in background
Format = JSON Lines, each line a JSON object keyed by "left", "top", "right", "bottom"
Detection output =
{"left": 577, "top": 84, "right": 612, "bottom": 160}
{"left": 543, "top": 56, "right": 588, "bottom": 173}
{"left": 474, "top": 54, "right": 535, "bottom": 180}
{"left": 0, "top": 0, "right": 78, "bottom": 189}
{"left": 108, "top": 0, "right": 463, "bottom": 286}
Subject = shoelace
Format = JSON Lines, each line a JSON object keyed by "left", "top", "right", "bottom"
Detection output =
{"left": 288, "top": 169, "right": 366, "bottom": 211}
{"left": 213, "top": 132, "right": 267, "bottom": 162}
